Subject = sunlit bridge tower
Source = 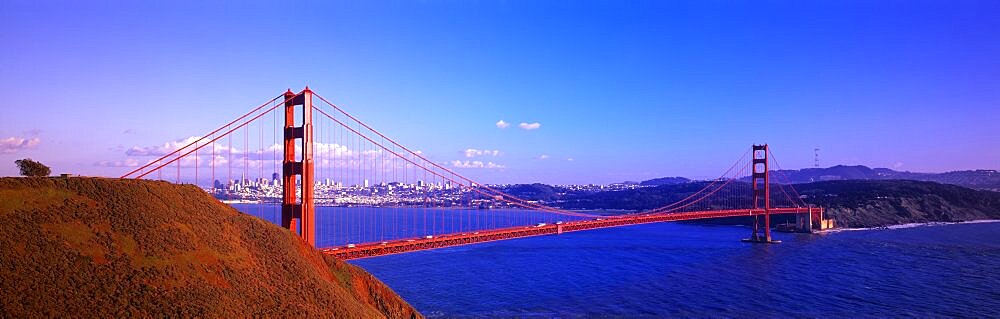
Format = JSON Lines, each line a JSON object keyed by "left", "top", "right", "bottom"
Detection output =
{"left": 282, "top": 88, "right": 316, "bottom": 246}
{"left": 744, "top": 144, "right": 778, "bottom": 243}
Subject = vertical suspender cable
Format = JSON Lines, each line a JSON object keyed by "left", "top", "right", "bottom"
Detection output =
{"left": 243, "top": 123, "right": 248, "bottom": 195}
{"left": 259, "top": 108, "right": 263, "bottom": 219}
{"left": 194, "top": 140, "right": 198, "bottom": 187}
{"left": 228, "top": 125, "right": 232, "bottom": 200}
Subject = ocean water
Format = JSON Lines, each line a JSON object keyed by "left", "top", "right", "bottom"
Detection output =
{"left": 230, "top": 204, "right": 588, "bottom": 247}
{"left": 354, "top": 222, "right": 1000, "bottom": 318}
{"left": 233, "top": 205, "right": 1000, "bottom": 317}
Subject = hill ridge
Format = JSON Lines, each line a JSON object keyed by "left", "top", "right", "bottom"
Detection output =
{"left": 0, "top": 177, "right": 420, "bottom": 318}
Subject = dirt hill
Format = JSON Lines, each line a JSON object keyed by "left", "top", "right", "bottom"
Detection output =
{"left": 0, "top": 177, "right": 421, "bottom": 318}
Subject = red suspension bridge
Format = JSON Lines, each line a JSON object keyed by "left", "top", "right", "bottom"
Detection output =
{"left": 121, "top": 88, "right": 824, "bottom": 260}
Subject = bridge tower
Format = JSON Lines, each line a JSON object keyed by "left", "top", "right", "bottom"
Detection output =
{"left": 281, "top": 88, "right": 316, "bottom": 246}
{"left": 744, "top": 144, "right": 778, "bottom": 243}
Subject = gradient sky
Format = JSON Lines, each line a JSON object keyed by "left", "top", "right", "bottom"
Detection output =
{"left": 1, "top": 1, "right": 998, "bottom": 184}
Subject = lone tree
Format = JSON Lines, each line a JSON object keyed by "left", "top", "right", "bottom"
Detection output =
{"left": 15, "top": 158, "right": 51, "bottom": 177}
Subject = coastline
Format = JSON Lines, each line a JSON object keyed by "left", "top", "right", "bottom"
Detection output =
{"left": 821, "top": 219, "right": 1000, "bottom": 233}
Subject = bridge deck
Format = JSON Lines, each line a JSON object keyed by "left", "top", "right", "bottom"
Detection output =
{"left": 322, "top": 207, "right": 816, "bottom": 260}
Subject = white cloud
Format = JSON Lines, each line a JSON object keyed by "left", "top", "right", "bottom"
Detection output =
{"left": 519, "top": 122, "right": 541, "bottom": 130}
{"left": 495, "top": 120, "right": 510, "bottom": 129}
{"left": 95, "top": 158, "right": 142, "bottom": 167}
{"left": 0, "top": 137, "right": 40, "bottom": 154}
{"left": 536, "top": 154, "right": 550, "bottom": 160}
{"left": 463, "top": 148, "right": 501, "bottom": 158}
{"left": 127, "top": 136, "right": 288, "bottom": 161}
{"left": 126, "top": 136, "right": 203, "bottom": 156}
{"left": 123, "top": 137, "right": 430, "bottom": 173}
{"left": 450, "top": 160, "right": 505, "bottom": 169}
{"left": 566, "top": 158, "right": 575, "bottom": 162}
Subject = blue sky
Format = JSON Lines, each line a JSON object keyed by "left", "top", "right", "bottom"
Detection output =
{"left": 1, "top": 1, "right": 998, "bottom": 184}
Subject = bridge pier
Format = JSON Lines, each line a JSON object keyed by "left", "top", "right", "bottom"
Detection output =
{"left": 742, "top": 220, "right": 782, "bottom": 244}
{"left": 796, "top": 207, "right": 815, "bottom": 233}
{"left": 806, "top": 206, "right": 835, "bottom": 231}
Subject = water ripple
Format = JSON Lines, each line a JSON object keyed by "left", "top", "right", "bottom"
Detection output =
{"left": 351, "top": 221, "right": 1000, "bottom": 317}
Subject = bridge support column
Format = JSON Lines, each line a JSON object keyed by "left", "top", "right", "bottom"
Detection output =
{"left": 281, "top": 87, "right": 316, "bottom": 246}
{"left": 796, "top": 207, "right": 814, "bottom": 233}
{"left": 743, "top": 144, "right": 780, "bottom": 244}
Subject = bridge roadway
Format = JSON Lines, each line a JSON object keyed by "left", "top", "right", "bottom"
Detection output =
{"left": 322, "top": 207, "right": 819, "bottom": 260}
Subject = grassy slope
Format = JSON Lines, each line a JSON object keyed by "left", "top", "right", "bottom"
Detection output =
{"left": 0, "top": 177, "right": 420, "bottom": 318}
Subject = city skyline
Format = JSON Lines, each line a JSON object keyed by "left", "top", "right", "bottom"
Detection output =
{"left": 2, "top": 1, "right": 998, "bottom": 184}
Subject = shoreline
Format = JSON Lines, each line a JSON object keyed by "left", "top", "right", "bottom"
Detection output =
{"left": 822, "top": 219, "right": 1000, "bottom": 233}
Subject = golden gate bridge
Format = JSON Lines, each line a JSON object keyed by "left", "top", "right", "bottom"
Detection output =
{"left": 121, "top": 88, "right": 823, "bottom": 260}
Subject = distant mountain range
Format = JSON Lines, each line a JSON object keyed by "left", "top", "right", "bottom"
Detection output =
{"left": 635, "top": 165, "right": 999, "bottom": 191}
{"left": 498, "top": 179, "right": 1000, "bottom": 228}
{"left": 494, "top": 165, "right": 999, "bottom": 204}
{"left": 764, "top": 165, "right": 1000, "bottom": 191}
{"left": 488, "top": 165, "right": 1000, "bottom": 228}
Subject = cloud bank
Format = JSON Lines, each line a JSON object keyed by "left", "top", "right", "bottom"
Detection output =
{"left": 463, "top": 148, "right": 501, "bottom": 158}
{"left": 450, "top": 160, "right": 505, "bottom": 169}
{"left": 117, "top": 136, "right": 435, "bottom": 172}
{"left": 1, "top": 137, "right": 40, "bottom": 154}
